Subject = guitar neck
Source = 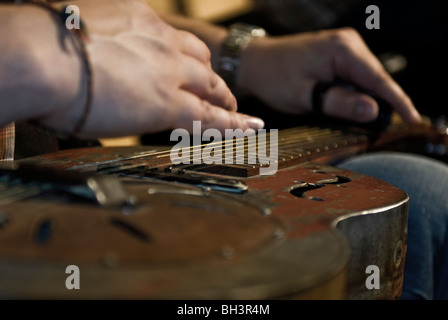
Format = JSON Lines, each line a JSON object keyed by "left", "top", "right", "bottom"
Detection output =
{"left": 156, "top": 113, "right": 448, "bottom": 177}
{"left": 15, "top": 113, "right": 447, "bottom": 180}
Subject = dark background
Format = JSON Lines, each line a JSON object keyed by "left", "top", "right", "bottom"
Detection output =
{"left": 143, "top": 0, "right": 446, "bottom": 145}
{"left": 222, "top": 0, "right": 446, "bottom": 125}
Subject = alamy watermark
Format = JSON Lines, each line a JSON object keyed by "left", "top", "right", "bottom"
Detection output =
{"left": 170, "top": 121, "right": 279, "bottom": 176}
{"left": 64, "top": 5, "right": 81, "bottom": 30}
{"left": 365, "top": 265, "right": 380, "bottom": 290}
{"left": 62, "top": 5, "right": 380, "bottom": 31}
{"left": 65, "top": 265, "right": 80, "bottom": 290}
{"left": 365, "top": 5, "right": 380, "bottom": 30}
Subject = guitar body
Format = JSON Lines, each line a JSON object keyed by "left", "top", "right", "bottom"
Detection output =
{"left": 0, "top": 141, "right": 408, "bottom": 300}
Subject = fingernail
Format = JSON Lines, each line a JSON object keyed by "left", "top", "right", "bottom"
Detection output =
{"left": 357, "top": 102, "right": 377, "bottom": 121}
{"left": 246, "top": 117, "right": 265, "bottom": 130}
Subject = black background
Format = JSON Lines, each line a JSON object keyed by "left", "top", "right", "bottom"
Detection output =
{"left": 142, "top": 0, "right": 446, "bottom": 145}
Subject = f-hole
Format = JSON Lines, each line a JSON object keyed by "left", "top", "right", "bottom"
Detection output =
{"left": 317, "top": 175, "right": 352, "bottom": 185}
{"left": 290, "top": 174, "right": 352, "bottom": 201}
{"left": 290, "top": 183, "right": 325, "bottom": 201}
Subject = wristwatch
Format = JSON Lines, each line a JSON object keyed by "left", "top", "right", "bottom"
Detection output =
{"left": 217, "top": 23, "right": 267, "bottom": 91}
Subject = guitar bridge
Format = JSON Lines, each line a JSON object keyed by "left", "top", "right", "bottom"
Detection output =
{"left": 105, "top": 165, "right": 248, "bottom": 194}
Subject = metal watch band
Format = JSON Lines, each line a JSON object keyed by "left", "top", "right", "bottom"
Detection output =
{"left": 217, "top": 23, "right": 267, "bottom": 91}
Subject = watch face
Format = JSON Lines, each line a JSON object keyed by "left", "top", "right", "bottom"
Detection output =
{"left": 232, "top": 23, "right": 267, "bottom": 38}
{"left": 226, "top": 24, "right": 266, "bottom": 50}
{"left": 218, "top": 24, "right": 267, "bottom": 89}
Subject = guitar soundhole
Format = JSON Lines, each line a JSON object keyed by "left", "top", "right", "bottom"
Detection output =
{"left": 290, "top": 183, "right": 325, "bottom": 201}
{"left": 322, "top": 175, "right": 351, "bottom": 185}
{"left": 290, "top": 174, "right": 352, "bottom": 201}
{"left": 314, "top": 171, "right": 352, "bottom": 185}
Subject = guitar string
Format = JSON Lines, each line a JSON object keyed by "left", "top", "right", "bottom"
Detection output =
{"left": 0, "top": 114, "right": 428, "bottom": 203}
{"left": 98, "top": 126, "right": 367, "bottom": 174}
{"left": 92, "top": 113, "right": 417, "bottom": 174}
{"left": 99, "top": 127, "right": 329, "bottom": 172}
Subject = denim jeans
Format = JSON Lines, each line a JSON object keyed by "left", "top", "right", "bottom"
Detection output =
{"left": 336, "top": 152, "right": 448, "bottom": 300}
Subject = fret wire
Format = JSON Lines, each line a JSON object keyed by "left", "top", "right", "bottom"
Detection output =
{"left": 96, "top": 114, "right": 407, "bottom": 170}
{"left": 102, "top": 131, "right": 362, "bottom": 171}
{"left": 123, "top": 125, "right": 336, "bottom": 163}
{"left": 280, "top": 133, "right": 365, "bottom": 151}
{"left": 97, "top": 125, "right": 369, "bottom": 171}
{"left": 155, "top": 119, "right": 397, "bottom": 163}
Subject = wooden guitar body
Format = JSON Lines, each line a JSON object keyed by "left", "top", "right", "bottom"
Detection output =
{"left": 0, "top": 120, "right": 416, "bottom": 299}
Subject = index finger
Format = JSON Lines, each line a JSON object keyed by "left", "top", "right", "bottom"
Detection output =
{"left": 334, "top": 30, "right": 422, "bottom": 123}
{"left": 171, "top": 90, "right": 265, "bottom": 134}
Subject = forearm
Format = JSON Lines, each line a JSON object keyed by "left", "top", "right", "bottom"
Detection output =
{"left": 0, "top": 4, "right": 83, "bottom": 128}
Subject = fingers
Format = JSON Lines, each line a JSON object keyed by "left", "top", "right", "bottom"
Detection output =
{"left": 171, "top": 90, "right": 264, "bottom": 134}
{"left": 321, "top": 86, "right": 379, "bottom": 122}
{"left": 176, "top": 30, "right": 212, "bottom": 66}
{"left": 174, "top": 31, "right": 237, "bottom": 111}
{"left": 330, "top": 28, "right": 422, "bottom": 123}
{"left": 179, "top": 55, "right": 237, "bottom": 111}
{"left": 118, "top": 32, "right": 237, "bottom": 112}
{"left": 368, "top": 76, "right": 421, "bottom": 124}
{"left": 343, "top": 68, "right": 421, "bottom": 124}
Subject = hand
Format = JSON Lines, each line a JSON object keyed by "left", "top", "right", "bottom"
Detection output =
{"left": 238, "top": 27, "right": 422, "bottom": 124}
{"left": 36, "top": 0, "right": 264, "bottom": 138}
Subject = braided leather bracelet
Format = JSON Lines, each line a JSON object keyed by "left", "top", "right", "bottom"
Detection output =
{"left": 25, "top": 0, "right": 93, "bottom": 139}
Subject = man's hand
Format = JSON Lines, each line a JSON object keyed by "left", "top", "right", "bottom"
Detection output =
{"left": 238, "top": 27, "right": 422, "bottom": 124}
{"left": 1, "top": 0, "right": 264, "bottom": 139}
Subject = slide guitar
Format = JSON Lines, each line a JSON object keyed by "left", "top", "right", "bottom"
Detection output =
{"left": 0, "top": 114, "right": 446, "bottom": 300}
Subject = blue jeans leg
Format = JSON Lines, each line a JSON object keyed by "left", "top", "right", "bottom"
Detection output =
{"left": 336, "top": 152, "right": 448, "bottom": 300}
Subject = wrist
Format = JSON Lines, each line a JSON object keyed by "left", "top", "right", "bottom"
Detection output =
{"left": 216, "top": 23, "right": 267, "bottom": 94}
{"left": 3, "top": 5, "right": 87, "bottom": 134}
{"left": 237, "top": 35, "right": 271, "bottom": 97}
